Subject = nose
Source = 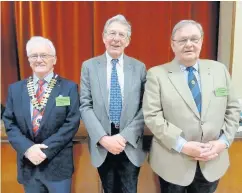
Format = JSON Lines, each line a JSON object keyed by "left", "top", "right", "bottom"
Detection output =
{"left": 185, "top": 39, "right": 193, "bottom": 47}
{"left": 113, "top": 34, "right": 121, "bottom": 41}
{"left": 36, "top": 55, "right": 42, "bottom": 62}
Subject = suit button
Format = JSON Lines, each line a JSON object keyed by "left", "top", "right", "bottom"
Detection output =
{"left": 201, "top": 121, "right": 204, "bottom": 125}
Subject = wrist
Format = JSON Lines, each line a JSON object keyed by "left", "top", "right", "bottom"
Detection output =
{"left": 220, "top": 142, "right": 227, "bottom": 150}
{"left": 99, "top": 135, "right": 108, "bottom": 144}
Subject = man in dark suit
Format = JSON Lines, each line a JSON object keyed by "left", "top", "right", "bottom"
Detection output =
{"left": 3, "top": 36, "right": 80, "bottom": 193}
{"left": 80, "top": 14, "right": 147, "bottom": 193}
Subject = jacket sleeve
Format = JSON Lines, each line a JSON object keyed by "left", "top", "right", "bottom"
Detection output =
{"left": 3, "top": 85, "right": 34, "bottom": 157}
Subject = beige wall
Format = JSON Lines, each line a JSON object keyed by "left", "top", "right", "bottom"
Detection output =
{"left": 231, "top": 2, "right": 242, "bottom": 98}
{"left": 218, "top": 1, "right": 242, "bottom": 98}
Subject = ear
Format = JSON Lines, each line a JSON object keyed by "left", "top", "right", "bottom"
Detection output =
{"left": 124, "top": 38, "right": 130, "bottom": 47}
{"left": 53, "top": 56, "right": 57, "bottom": 65}
{"left": 171, "top": 40, "right": 175, "bottom": 52}
{"left": 102, "top": 33, "right": 107, "bottom": 44}
{"left": 200, "top": 37, "right": 204, "bottom": 45}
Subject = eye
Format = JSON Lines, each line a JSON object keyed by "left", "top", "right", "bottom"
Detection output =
{"left": 41, "top": 54, "right": 48, "bottom": 58}
{"left": 191, "top": 38, "right": 199, "bottom": 43}
{"left": 119, "top": 33, "right": 125, "bottom": 37}
{"left": 30, "top": 55, "right": 38, "bottom": 59}
{"left": 179, "top": 39, "right": 187, "bottom": 43}
{"left": 109, "top": 31, "right": 116, "bottom": 35}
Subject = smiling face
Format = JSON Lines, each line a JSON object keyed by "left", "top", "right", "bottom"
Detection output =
{"left": 28, "top": 43, "right": 57, "bottom": 78}
{"left": 103, "top": 21, "right": 130, "bottom": 59}
{"left": 171, "top": 24, "right": 203, "bottom": 66}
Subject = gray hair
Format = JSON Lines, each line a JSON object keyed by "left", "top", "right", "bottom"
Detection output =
{"left": 26, "top": 36, "right": 56, "bottom": 56}
{"left": 103, "top": 14, "right": 132, "bottom": 39}
{"left": 171, "top": 20, "right": 204, "bottom": 39}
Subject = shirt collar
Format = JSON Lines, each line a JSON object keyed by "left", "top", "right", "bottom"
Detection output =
{"left": 33, "top": 72, "right": 54, "bottom": 85}
{"left": 180, "top": 61, "right": 199, "bottom": 72}
{"left": 105, "top": 51, "right": 123, "bottom": 67}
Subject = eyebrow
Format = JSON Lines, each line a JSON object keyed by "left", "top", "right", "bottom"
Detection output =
{"left": 29, "top": 53, "right": 51, "bottom": 55}
{"left": 179, "top": 35, "right": 201, "bottom": 39}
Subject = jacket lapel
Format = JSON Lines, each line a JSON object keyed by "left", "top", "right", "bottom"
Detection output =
{"left": 120, "top": 55, "right": 133, "bottom": 128}
{"left": 22, "top": 80, "right": 34, "bottom": 138}
{"left": 38, "top": 76, "right": 61, "bottom": 130}
{"left": 199, "top": 60, "right": 213, "bottom": 119}
{"left": 96, "top": 54, "right": 109, "bottom": 114}
{"left": 167, "top": 59, "right": 200, "bottom": 119}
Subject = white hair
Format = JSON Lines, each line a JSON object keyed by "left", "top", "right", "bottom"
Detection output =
{"left": 26, "top": 36, "right": 56, "bottom": 56}
{"left": 103, "top": 14, "right": 131, "bottom": 38}
{"left": 171, "top": 20, "right": 204, "bottom": 39}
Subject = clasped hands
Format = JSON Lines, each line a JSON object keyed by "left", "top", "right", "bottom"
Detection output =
{"left": 25, "top": 144, "right": 48, "bottom": 165}
{"left": 99, "top": 134, "right": 127, "bottom": 155}
{"left": 181, "top": 140, "right": 227, "bottom": 161}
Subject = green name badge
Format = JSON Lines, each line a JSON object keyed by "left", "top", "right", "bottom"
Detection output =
{"left": 56, "top": 96, "right": 70, "bottom": 106}
{"left": 215, "top": 87, "right": 228, "bottom": 97}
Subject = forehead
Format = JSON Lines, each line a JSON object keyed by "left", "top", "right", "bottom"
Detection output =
{"left": 28, "top": 43, "right": 52, "bottom": 54}
{"left": 174, "top": 24, "right": 201, "bottom": 38}
{"left": 107, "top": 21, "right": 128, "bottom": 32}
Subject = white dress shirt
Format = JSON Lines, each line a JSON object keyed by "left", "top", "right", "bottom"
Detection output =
{"left": 106, "top": 52, "right": 124, "bottom": 104}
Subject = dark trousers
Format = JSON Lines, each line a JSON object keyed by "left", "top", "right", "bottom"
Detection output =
{"left": 97, "top": 124, "right": 140, "bottom": 193}
{"left": 159, "top": 163, "right": 219, "bottom": 193}
{"left": 24, "top": 178, "right": 71, "bottom": 193}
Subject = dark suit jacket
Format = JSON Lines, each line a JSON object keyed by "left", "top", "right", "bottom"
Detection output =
{"left": 3, "top": 76, "right": 80, "bottom": 184}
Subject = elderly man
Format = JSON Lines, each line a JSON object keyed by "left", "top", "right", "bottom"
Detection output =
{"left": 3, "top": 36, "right": 80, "bottom": 193}
{"left": 80, "top": 14, "right": 146, "bottom": 193}
{"left": 143, "top": 20, "right": 240, "bottom": 193}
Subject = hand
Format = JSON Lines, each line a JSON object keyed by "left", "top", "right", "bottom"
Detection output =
{"left": 112, "top": 134, "right": 127, "bottom": 146}
{"left": 99, "top": 136, "right": 126, "bottom": 155}
{"left": 181, "top": 141, "right": 211, "bottom": 158}
{"left": 25, "top": 144, "right": 48, "bottom": 165}
{"left": 195, "top": 140, "right": 226, "bottom": 162}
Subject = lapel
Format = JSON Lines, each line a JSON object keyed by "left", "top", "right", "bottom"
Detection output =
{"left": 120, "top": 54, "right": 133, "bottom": 127}
{"left": 199, "top": 60, "right": 213, "bottom": 119}
{"left": 96, "top": 54, "right": 109, "bottom": 114}
{"left": 167, "top": 59, "right": 200, "bottom": 119}
{"left": 38, "top": 76, "right": 62, "bottom": 130}
{"left": 22, "top": 79, "right": 34, "bottom": 138}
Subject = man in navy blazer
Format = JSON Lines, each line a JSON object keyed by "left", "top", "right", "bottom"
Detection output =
{"left": 3, "top": 36, "right": 80, "bottom": 193}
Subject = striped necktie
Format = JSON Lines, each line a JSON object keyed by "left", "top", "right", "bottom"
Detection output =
{"left": 109, "top": 59, "right": 122, "bottom": 128}
{"left": 32, "top": 79, "right": 45, "bottom": 135}
{"left": 186, "top": 66, "right": 201, "bottom": 113}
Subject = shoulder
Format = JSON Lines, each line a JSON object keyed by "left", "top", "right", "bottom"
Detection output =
{"left": 127, "top": 55, "right": 145, "bottom": 65}
{"left": 82, "top": 55, "right": 104, "bottom": 68}
{"left": 9, "top": 79, "right": 27, "bottom": 89}
{"left": 147, "top": 61, "right": 171, "bottom": 75}
{"left": 200, "top": 59, "right": 227, "bottom": 70}
{"left": 125, "top": 55, "right": 146, "bottom": 72}
{"left": 58, "top": 76, "right": 78, "bottom": 88}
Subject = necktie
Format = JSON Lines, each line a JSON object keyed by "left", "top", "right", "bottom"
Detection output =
{"left": 109, "top": 59, "right": 122, "bottom": 128}
{"left": 186, "top": 66, "right": 201, "bottom": 113}
{"left": 32, "top": 79, "right": 45, "bottom": 135}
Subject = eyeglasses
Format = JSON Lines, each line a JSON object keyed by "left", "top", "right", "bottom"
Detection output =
{"left": 172, "top": 36, "right": 202, "bottom": 46}
{"left": 106, "top": 31, "right": 128, "bottom": 40}
{"left": 28, "top": 54, "right": 55, "bottom": 61}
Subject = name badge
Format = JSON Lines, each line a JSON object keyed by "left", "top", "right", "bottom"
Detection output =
{"left": 215, "top": 87, "right": 228, "bottom": 97}
{"left": 56, "top": 96, "right": 70, "bottom": 106}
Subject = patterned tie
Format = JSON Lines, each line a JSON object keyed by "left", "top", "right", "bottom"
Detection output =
{"left": 109, "top": 59, "right": 122, "bottom": 128}
{"left": 186, "top": 66, "right": 201, "bottom": 113}
{"left": 32, "top": 79, "right": 45, "bottom": 135}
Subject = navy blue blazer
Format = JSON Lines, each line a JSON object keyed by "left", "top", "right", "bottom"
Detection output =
{"left": 3, "top": 76, "right": 80, "bottom": 184}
